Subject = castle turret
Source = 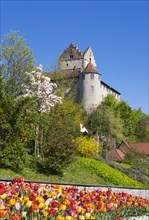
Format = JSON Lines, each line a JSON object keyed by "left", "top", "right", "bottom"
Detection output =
{"left": 79, "top": 62, "right": 102, "bottom": 111}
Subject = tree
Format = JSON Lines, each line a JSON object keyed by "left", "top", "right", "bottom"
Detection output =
{"left": 101, "top": 95, "right": 139, "bottom": 140}
{"left": 101, "top": 94, "right": 119, "bottom": 112}
{"left": 0, "top": 31, "right": 35, "bottom": 96}
{"left": 87, "top": 105, "right": 124, "bottom": 158}
{"left": 39, "top": 100, "right": 84, "bottom": 175}
{"left": 134, "top": 109, "right": 149, "bottom": 142}
{"left": 117, "top": 101, "right": 138, "bottom": 138}
{"left": 21, "top": 67, "right": 62, "bottom": 156}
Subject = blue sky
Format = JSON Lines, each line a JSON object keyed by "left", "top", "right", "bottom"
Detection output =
{"left": 1, "top": 0, "right": 148, "bottom": 114}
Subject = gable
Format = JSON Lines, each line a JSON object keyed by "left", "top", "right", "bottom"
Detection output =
{"left": 83, "top": 47, "right": 96, "bottom": 68}
{"left": 59, "top": 43, "right": 83, "bottom": 62}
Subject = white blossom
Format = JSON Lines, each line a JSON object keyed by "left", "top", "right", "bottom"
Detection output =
{"left": 21, "top": 66, "right": 62, "bottom": 113}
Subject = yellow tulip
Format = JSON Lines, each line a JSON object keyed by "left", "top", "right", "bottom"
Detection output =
{"left": 43, "top": 211, "right": 49, "bottom": 217}
{"left": 9, "top": 198, "right": 16, "bottom": 206}
{"left": 56, "top": 215, "right": 65, "bottom": 220}
{"left": 38, "top": 202, "right": 45, "bottom": 209}
{"left": 23, "top": 196, "right": 29, "bottom": 202}
{"left": 58, "top": 187, "right": 62, "bottom": 193}
{"left": 77, "top": 206, "right": 82, "bottom": 213}
{"left": 49, "top": 191, "right": 55, "bottom": 197}
{"left": 36, "top": 196, "right": 43, "bottom": 203}
{"left": 59, "top": 204, "right": 66, "bottom": 211}
{"left": 25, "top": 200, "right": 32, "bottom": 207}
{"left": 66, "top": 216, "right": 74, "bottom": 220}
{"left": 0, "top": 194, "right": 7, "bottom": 200}
{"left": 63, "top": 199, "right": 70, "bottom": 205}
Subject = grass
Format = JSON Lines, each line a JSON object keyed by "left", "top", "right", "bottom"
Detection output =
{"left": 0, "top": 157, "right": 147, "bottom": 188}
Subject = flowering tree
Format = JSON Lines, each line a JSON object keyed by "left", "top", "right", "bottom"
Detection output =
{"left": 22, "top": 65, "right": 61, "bottom": 113}
{"left": 21, "top": 65, "right": 62, "bottom": 156}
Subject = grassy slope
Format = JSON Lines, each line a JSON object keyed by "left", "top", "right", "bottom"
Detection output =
{"left": 0, "top": 157, "right": 147, "bottom": 188}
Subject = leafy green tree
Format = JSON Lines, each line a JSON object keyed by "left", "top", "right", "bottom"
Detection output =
{"left": 0, "top": 93, "right": 36, "bottom": 171}
{"left": 100, "top": 95, "right": 139, "bottom": 140}
{"left": 88, "top": 105, "right": 124, "bottom": 158}
{"left": 117, "top": 101, "right": 138, "bottom": 138}
{"left": 49, "top": 70, "right": 79, "bottom": 102}
{"left": 0, "top": 31, "right": 35, "bottom": 96}
{"left": 38, "top": 100, "right": 85, "bottom": 175}
{"left": 134, "top": 109, "right": 149, "bottom": 142}
{"left": 101, "top": 94, "right": 119, "bottom": 113}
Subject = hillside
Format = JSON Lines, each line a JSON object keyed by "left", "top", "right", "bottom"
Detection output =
{"left": 0, "top": 157, "right": 147, "bottom": 188}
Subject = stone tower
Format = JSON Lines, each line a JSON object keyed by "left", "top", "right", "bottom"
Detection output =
{"left": 79, "top": 62, "right": 102, "bottom": 111}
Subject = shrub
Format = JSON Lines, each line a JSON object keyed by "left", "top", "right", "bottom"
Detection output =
{"left": 0, "top": 141, "right": 31, "bottom": 172}
{"left": 75, "top": 136, "right": 100, "bottom": 158}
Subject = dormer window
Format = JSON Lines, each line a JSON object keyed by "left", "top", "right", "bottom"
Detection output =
{"left": 70, "top": 54, "right": 73, "bottom": 59}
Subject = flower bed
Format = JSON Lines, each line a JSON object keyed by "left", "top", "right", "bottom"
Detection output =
{"left": 0, "top": 178, "right": 148, "bottom": 220}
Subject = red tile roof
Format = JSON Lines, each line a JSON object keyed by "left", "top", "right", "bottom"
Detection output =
{"left": 128, "top": 142, "right": 149, "bottom": 155}
{"left": 107, "top": 142, "right": 149, "bottom": 161}
{"left": 107, "top": 149, "right": 125, "bottom": 161}
{"left": 83, "top": 62, "right": 97, "bottom": 73}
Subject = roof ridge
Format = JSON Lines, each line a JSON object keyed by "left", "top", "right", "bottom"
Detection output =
{"left": 83, "top": 61, "right": 97, "bottom": 73}
{"left": 116, "top": 149, "right": 124, "bottom": 160}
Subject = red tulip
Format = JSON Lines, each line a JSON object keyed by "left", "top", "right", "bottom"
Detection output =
{"left": 11, "top": 216, "right": 20, "bottom": 220}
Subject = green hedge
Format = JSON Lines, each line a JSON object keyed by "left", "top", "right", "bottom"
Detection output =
{"left": 77, "top": 158, "right": 145, "bottom": 187}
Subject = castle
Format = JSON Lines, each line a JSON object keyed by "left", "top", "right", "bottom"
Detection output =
{"left": 57, "top": 43, "right": 120, "bottom": 111}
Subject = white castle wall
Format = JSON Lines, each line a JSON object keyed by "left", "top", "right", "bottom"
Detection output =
{"left": 60, "top": 59, "right": 84, "bottom": 70}
{"left": 79, "top": 73, "right": 102, "bottom": 110}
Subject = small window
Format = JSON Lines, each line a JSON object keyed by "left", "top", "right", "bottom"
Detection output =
{"left": 90, "top": 86, "right": 94, "bottom": 93}
{"left": 70, "top": 54, "right": 73, "bottom": 59}
{"left": 90, "top": 74, "right": 94, "bottom": 79}
{"left": 66, "top": 63, "right": 68, "bottom": 67}
{"left": 98, "top": 75, "right": 100, "bottom": 80}
{"left": 81, "top": 74, "right": 85, "bottom": 80}
{"left": 89, "top": 57, "right": 91, "bottom": 61}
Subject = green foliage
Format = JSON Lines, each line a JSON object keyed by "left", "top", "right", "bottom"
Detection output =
{"left": 50, "top": 71, "right": 79, "bottom": 102}
{"left": 0, "top": 94, "right": 36, "bottom": 152}
{"left": 75, "top": 136, "right": 100, "bottom": 158}
{"left": 135, "top": 109, "right": 149, "bottom": 142}
{"left": 88, "top": 94, "right": 149, "bottom": 145}
{"left": 0, "top": 141, "right": 32, "bottom": 172}
{"left": 114, "top": 162, "right": 132, "bottom": 169}
{"left": 88, "top": 105, "right": 124, "bottom": 152}
{"left": 101, "top": 94, "right": 119, "bottom": 112}
{"left": 77, "top": 158, "right": 145, "bottom": 187}
{"left": 117, "top": 101, "right": 138, "bottom": 137}
{"left": 123, "top": 148, "right": 149, "bottom": 174}
{"left": 0, "top": 31, "right": 35, "bottom": 96}
{"left": 38, "top": 100, "right": 84, "bottom": 175}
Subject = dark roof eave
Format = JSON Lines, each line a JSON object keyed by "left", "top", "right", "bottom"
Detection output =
{"left": 101, "top": 80, "right": 121, "bottom": 95}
